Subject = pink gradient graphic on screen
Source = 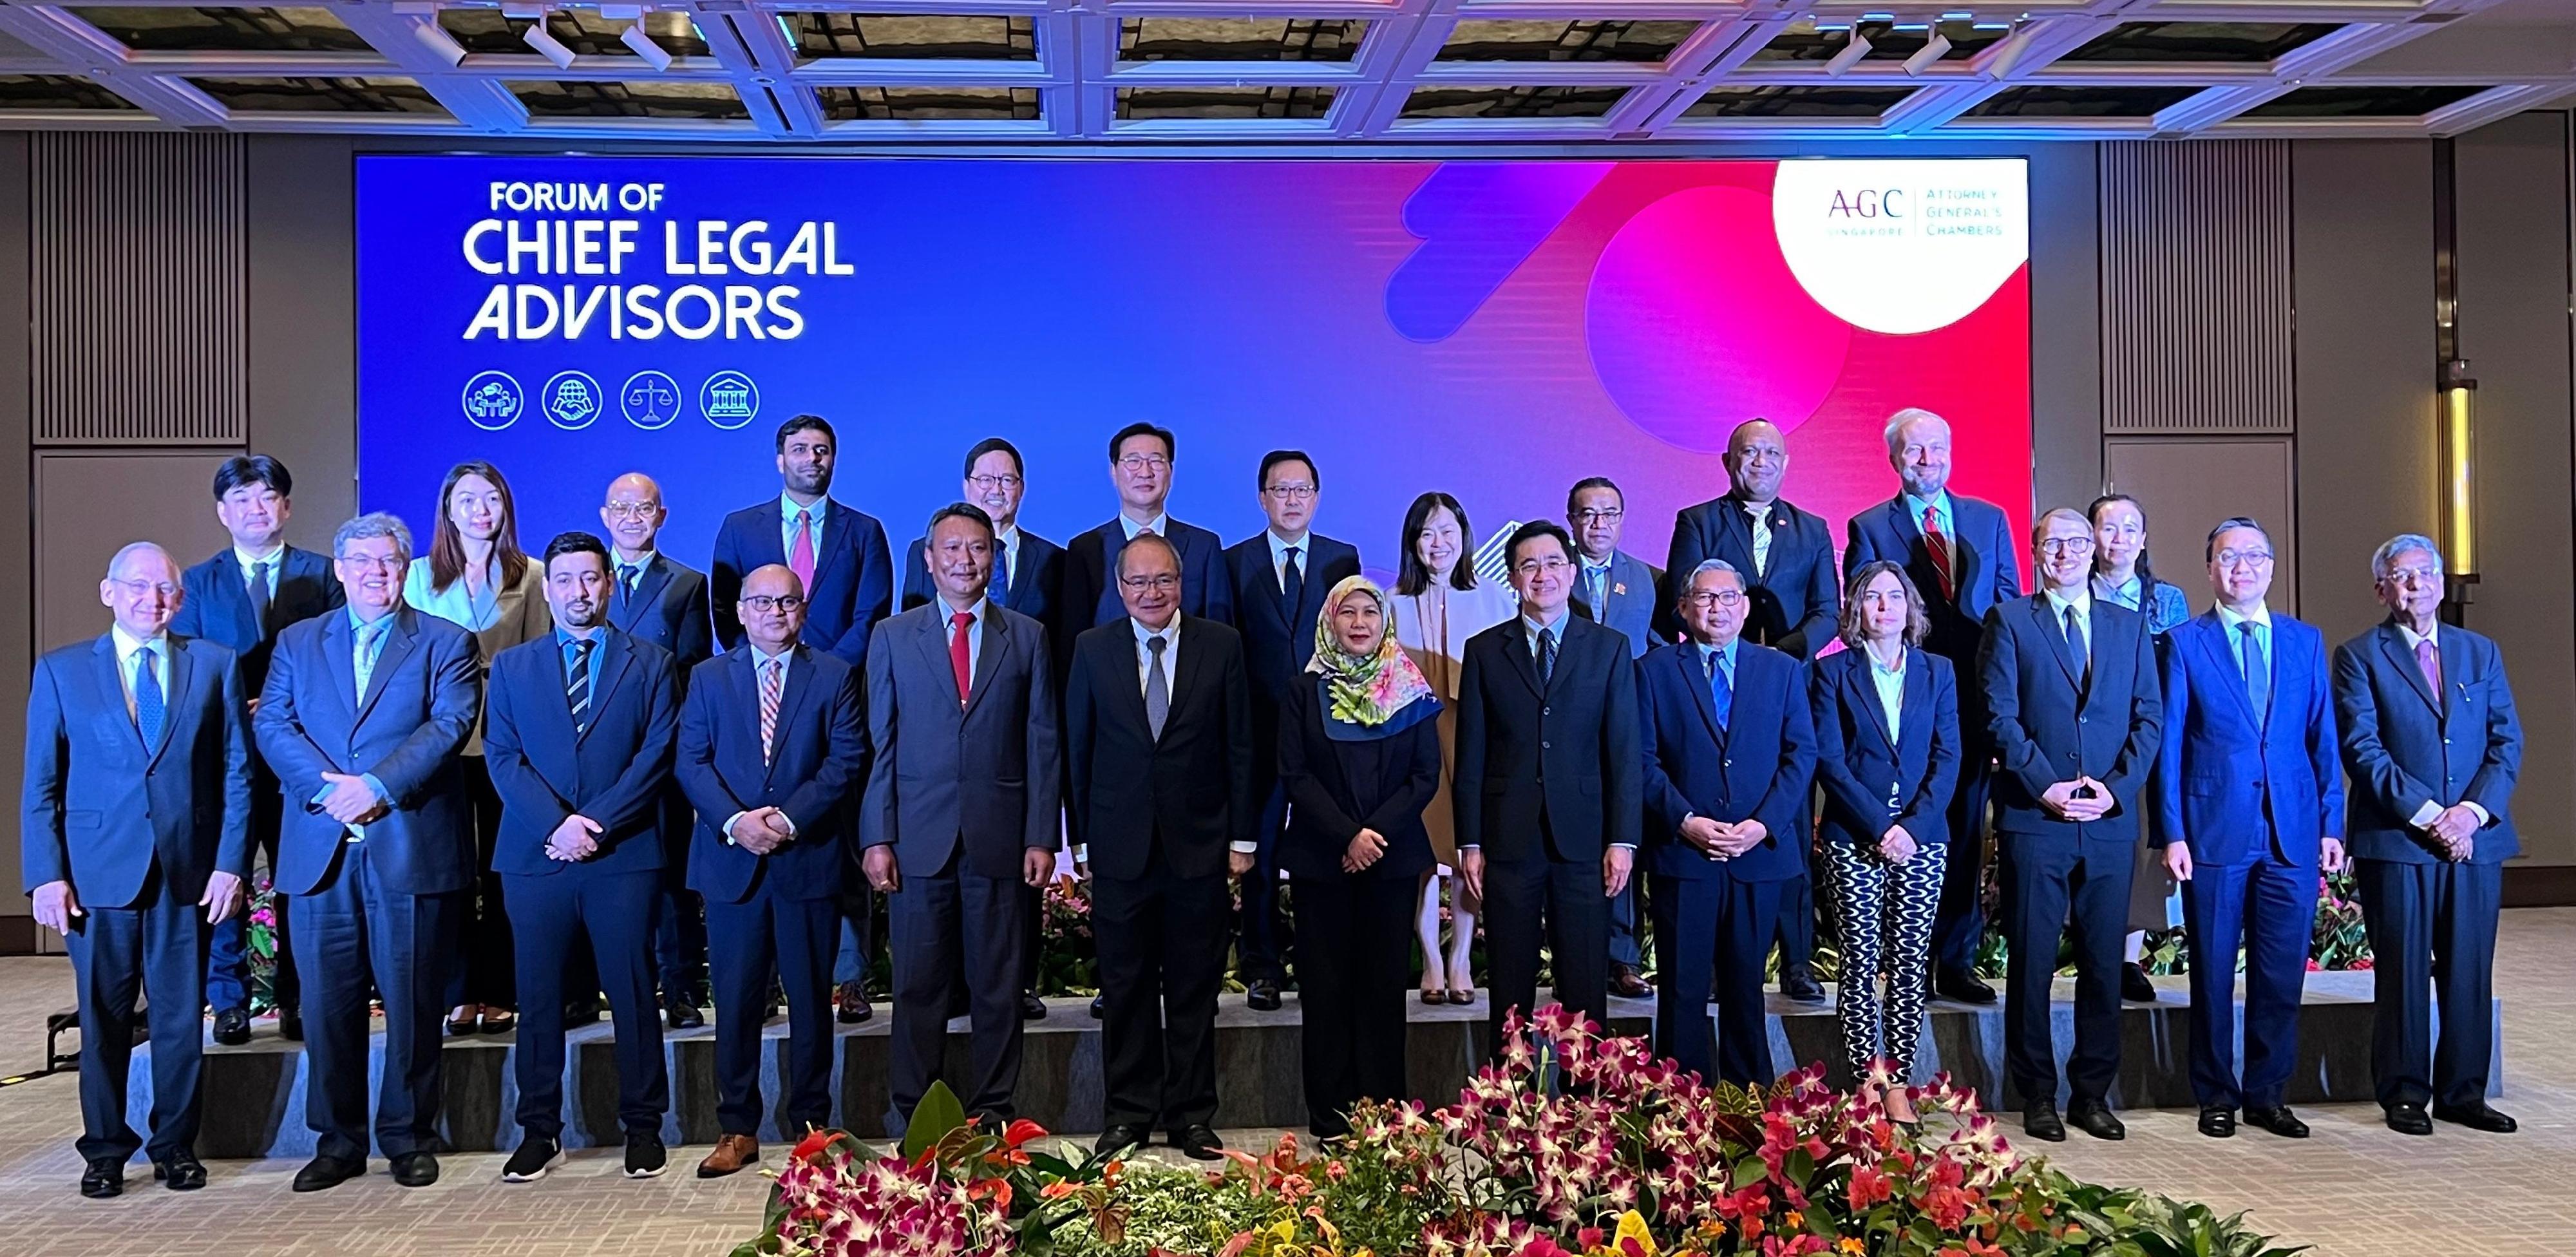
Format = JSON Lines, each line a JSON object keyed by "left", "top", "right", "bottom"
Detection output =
{"left": 1583, "top": 184, "right": 1852, "bottom": 453}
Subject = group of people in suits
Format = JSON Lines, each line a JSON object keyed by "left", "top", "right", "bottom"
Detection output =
{"left": 20, "top": 404, "right": 2526, "bottom": 1199}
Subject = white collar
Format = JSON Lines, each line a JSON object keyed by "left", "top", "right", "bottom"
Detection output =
{"left": 992, "top": 524, "right": 1019, "bottom": 549}
{"left": 1132, "top": 615, "right": 1179, "bottom": 647}
{"left": 232, "top": 542, "right": 285, "bottom": 571}
{"left": 2396, "top": 621, "right": 2438, "bottom": 650}
{"left": 2042, "top": 585, "right": 2092, "bottom": 618}
{"left": 937, "top": 596, "right": 988, "bottom": 624}
{"left": 748, "top": 642, "right": 795, "bottom": 670}
{"left": 111, "top": 624, "right": 169, "bottom": 661}
{"left": 1118, "top": 511, "right": 1170, "bottom": 540}
{"left": 1265, "top": 529, "right": 1309, "bottom": 560}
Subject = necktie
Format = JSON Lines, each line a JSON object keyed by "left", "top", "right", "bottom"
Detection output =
{"left": 2238, "top": 621, "right": 2269, "bottom": 724}
{"left": 566, "top": 638, "right": 596, "bottom": 735}
{"left": 1144, "top": 634, "right": 1170, "bottom": 740}
{"left": 759, "top": 659, "right": 784, "bottom": 765}
{"left": 1921, "top": 505, "right": 1957, "bottom": 602}
{"left": 1536, "top": 625, "right": 1557, "bottom": 683}
{"left": 995, "top": 544, "right": 1013, "bottom": 604}
{"left": 1750, "top": 511, "right": 1773, "bottom": 578}
{"left": 133, "top": 645, "right": 165, "bottom": 748}
{"left": 949, "top": 611, "right": 974, "bottom": 706}
{"left": 354, "top": 619, "right": 386, "bottom": 702}
{"left": 1585, "top": 566, "right": 1607, "bottom": 620}
{"left": 2416, "top": 638, "right": 2442, "bottom": 698}
{"left": 620, "top": 563, "right": 641, "bottom": 602}
{"left": 2063, "top": 603, "right": 2088, "bottom": 683}
{"left": 1705, "top": 648, "right": 1731, "bottom": 731}
{"left": 788, "top": 509, "right": 817, "bottom": 600}
{"left": 1282, "top": 544, "right": 1304, "bottom": 612}
{"left": 247, "top": 560, "right": 272, "bottom": 635}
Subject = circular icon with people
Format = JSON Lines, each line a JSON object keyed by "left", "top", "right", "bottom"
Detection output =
{"left": 542, "top": 370, "right": 604, "bottom": 430}
{"left": 460, "top": 371, "right": 524, "bottom": 431}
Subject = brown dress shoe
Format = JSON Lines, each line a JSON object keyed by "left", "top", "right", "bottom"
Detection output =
{"left": 696, "top": 1134, "right": 760, "bottom": 1178}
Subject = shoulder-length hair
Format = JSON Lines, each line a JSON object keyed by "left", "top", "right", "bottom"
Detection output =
{"left": 1838, "top": 560, "right": 1931, "bottom": 650}
{"left": 2086, "top": 493, "right": 2160, "bottom": 589}
{"left": 427, "top": 460, "right": 531, "bottom": 594}
{"left": 1396, "top": 491, "right": 1479, "bottom": 596}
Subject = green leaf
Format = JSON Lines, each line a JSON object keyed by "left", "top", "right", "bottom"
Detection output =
{"left": 902, "top": 1081, "right": 969, "bottom": 1162}
{"left": 1785, "top": 1147, "right": 1813, "bottom": 1186}
{"left": 1732, "top": 1156, "right": 1768, "bottom": 1191}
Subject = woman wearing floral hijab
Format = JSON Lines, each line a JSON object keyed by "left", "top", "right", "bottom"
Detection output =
{"left": 1278, "top": 575, "right": 1443, "bottom": 1138}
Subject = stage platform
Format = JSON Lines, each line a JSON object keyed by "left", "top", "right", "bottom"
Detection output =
{"left": 138, "top": 972, "right": 2502, "bottom": 1159}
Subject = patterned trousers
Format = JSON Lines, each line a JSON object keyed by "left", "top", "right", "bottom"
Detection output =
{"left": 1826, "top": 838, "right": 1947, "bottom": 1081}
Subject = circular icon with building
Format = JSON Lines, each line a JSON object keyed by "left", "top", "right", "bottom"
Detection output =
{"left": 460, "top": 371, "right": 524, "bottom": 431}
{"left": 542, "top": 370, "right": 604, "bottom": 430}
{"left": 700, "top": 370, "right": 759, "bottom": 430}
{"left": 621, "top": 370, "right": 683, "bottom": 430}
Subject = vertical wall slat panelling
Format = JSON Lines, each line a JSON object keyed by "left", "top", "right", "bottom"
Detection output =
{"left": 30, "top": 132, "right": 247, "bottom": 446}
{"left": 2101, "top": 140, "right": 2295, "bottom": 435}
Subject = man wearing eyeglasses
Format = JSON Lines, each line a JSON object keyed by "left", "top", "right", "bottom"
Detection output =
{"left": 1563, "top": 477, "right": 1666, "bottom": 1001}
{"left": 1978, "top": 508, "right": 2161, "bottom": 1144}
{"left": 2155, "top": 518, "right": 2342, "bottom": 1141}
{"left": 1222, "top": 450, "right": 1361, "bottom": 1011}
{"left": 1062, "top": 423, "right": 1234, "bottom": 667}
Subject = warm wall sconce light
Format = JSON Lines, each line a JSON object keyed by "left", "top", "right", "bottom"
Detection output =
{"left": 2440, "top": 363, "right": 2477, "bottom": 581}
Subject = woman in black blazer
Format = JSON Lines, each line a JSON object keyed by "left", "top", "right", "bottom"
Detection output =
{"left": 1279, "top": 575, "right": 1443, "bottom": 1138}
{"left": 1810, "top": 560, "right": 1961, "bottom": 1124}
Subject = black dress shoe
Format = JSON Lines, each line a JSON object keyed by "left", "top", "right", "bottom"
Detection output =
{"left": 80, "top": 1157, "right": 123, "bottom": 1198}
{"left": 390, "top": 1151, "right": 440, "bottom": 1187}
{"left": 1093, "top": 1124, "right": 1150, "bottom": 1157}
{"left": 1609, "top": 965, "right": 1651, "bottom": 999}
{"left": 1781, "top": 964, "right": 1827, "bottom": 1003}
{"left": 151, "top": 1153, "right": 207, "bottom": 1190}
{"left": 2121, "top": 961, "right": 2158, "bottom": 1003}
{"left": 1174, "top": 1124, "right": 1224, "bottom": 1161}
{"left": 2067, "top": 1100, "right": 2126, "bottom": 1141}
{"left": 211, "top": 1007, "right": 252, "bottom": 1046}
{"left": 1935, "top": 970, "right": 1997, "bottom": 1005}
{"left": 2243, "top": 1106, "right": 2310, "bottom": 1139}
{"left": 1090, "top": 996, "right": 1105, "bottom": 1019}
{"left": 665, "top": 994, "right": 705, "bottom": 1031}
{"left": 1021, "top": 992, "right": 1046, "bottom": 1021}
{"left": 2432, "top": 1102, "right": 2518, "bottom": 1133}
{"left": 2385, "top": 1102, "right": 2434, "bottom": 1136}
{"left": 292, "top": 1155, "right": 364, "bottom": 1193}
{"left": 835, "top": 982, "right": 873, "bottom": 1025}
{"left": 563, "top": 997, "right": 602, "bottom": 1026}
{"left": 1244, "top": 979, "right": 1283, "bottom": 1012}
{"left": 2022, "top": 1103, "right": 2066, "bottom": 1142}
{"left": 2196, "top": 1107, "right": 2236, "bottom": 1138}
{"left": 277, "top": 1010, "right": 305, "bottom": 1042}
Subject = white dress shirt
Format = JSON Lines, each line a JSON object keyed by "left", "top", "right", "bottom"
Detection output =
{"left": 233, "top": 542, "right": 285, "bottom": 601}
{"left": 1867, "top": 645, "right": 1906, "bottom": 744}
{"left": 111, "top": 625, "right": 171, "bottom": 722}
{"left": 992, "top": 525, "right": 1023, "bottom": 595}
{"left": 1265, "top": 529, "right": 1309, "bottom": 593}
{"left": 2042, "top": 585, "right": 2093, "bottom": 659}
{"left": 1521, "top": 609, "right": 1567, "bottom": 661}
{"left": 1118, "top": 511, "right": 1170, "bottom": 540}
{"left": 1132, "top": 614, "right": 1180, "bottom": 698}
{"left": 940, "top": 595, "right": 988, "bottom": 681}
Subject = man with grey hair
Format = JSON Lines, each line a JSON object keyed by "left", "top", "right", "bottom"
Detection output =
{"left": 1846, "top": 408, "right": 2022, "bottom": 1004}
{"left": 256, "top": 512, "right": 482, "bottom": 1191}
{"left": 2331, "top": 533, "right": 2521, "bottom": 1137}
{"left": 23, "top": 541, "right": 250, "bottom": 1197}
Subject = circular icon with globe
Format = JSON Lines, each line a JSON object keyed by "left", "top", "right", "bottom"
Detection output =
{"left": 542, "top": 370, "right": 604, "bottom": 430}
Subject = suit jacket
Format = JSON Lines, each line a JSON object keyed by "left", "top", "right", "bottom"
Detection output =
{"left": 1274, "top": 681, "right": 1441, "bottom": 883}
{"left": 1978, "top": 594, "right": 2163, "bottom": 846}
{"left": 710, "top": 498, "right": 896, "bottom": 671}
{"left": 1223, "top": 531, "right": 1363, "bottom": 791}
{"left": 1810, "top": 647, "right": 1960, "bottom": 852}
{"left": 607, "top": 551, "right": 713, "bottom": 680}
{"left": 900, "top": 529, "right": 1065, "bottom": 633}
{"left": 1636, "top": 641, "right": 1816, "bottom": 882}
{"left": 676, "top": 643, "right": 871, "bottom": 903}
{"left": 170, "top": 544, "right": 342, "bottom": 695}
{"left": 860, "top": 602, "right": 1062, "bottom": 883}
{"left": 1846, "top": 494, "right": 2022, "bottom": 680}
{"left": 21, "top": 634, "right": 252, "bottom": 908}
{"left": 1062, "top": 614, "right": 1255, "bottom": 882}
{"left": 482, "top": 631, "right": 681, "bottom": 878}
{"left": 1451, "top": 614, "right": 1642, "bottom": 864}
{"left": 2155, "top": 611, "right": 2342, "bottom": 869}
{"left": 2333, "top": 620, "right": 2521, "bottom": 865}
{"left": 255, "top": 607, "right": 482, "bottom": 897}
{"left": 1661, "top": 495, "right": 1839, "bottom": 659}
{"left": 1061, "top": 518, "right": 1235, "bottom": 654}
{"left": 1572, "top": 549, "right": 1664, "bottom": 659}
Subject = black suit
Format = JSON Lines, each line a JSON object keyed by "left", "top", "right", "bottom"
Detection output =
{"left": 1064, "top": 615, "right": 1255, "bottom": 1134}
{"left": 1979, "top": 594, "right": 2162, "bottom": 1107}
{"left": 609, "top": 551, "right": 714, "bottom": 1005}
{"left": 1660, "top": 495, "right": 1839, "bottom": 660}
{"left": 1452, "top": 614, "right": 1641, "bottom": 1043}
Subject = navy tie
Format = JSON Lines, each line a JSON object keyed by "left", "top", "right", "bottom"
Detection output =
{"left": 1705, "top": 648, "right": 1732, "bottom": 730}
{"left": 1536, "top": 626, "right": 1557, "bottom": 683}
{"left": 2063, "top": 603, "right": 2089, "bottom": 684}
{"left": 134, "top": 645, "right": 166, "bottom": 748}
{"left": 1282, "top": 545, "right": 1304, "bottom": 614}
{"left": 247, "top": 561, "right": 272, "bottom": 636}
{"left": 2239, "top": 621, "right": 2270, "bottom": 725}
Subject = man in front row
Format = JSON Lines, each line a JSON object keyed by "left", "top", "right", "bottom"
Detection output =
{"left": 864, "top": 504, "right": 1061, "bottom": 1137}
{"left": 23, "top": 543, "right": 250, "bottom": 1198}
{"left": 2334, "top": 534, "right": 2521, "bottom": 1137}
{"left": 678, "top": 565, "right": 871, "bottom": 1178}
{"left": 2155, "top": 518, "right": 2342, "bottom": 1140}
{"left": 1980, "top": 508, "right": 2160, "bottom": 1143}
{"left": 483, "top": 532, "right": 681, "bottom": 1182}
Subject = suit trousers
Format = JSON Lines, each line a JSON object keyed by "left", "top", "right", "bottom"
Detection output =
{"left": 1481, "top": 852, "right": 1610, "bottom": 1048}
{"left": 66, "top": 869, "right": 211, "bottom": 1164}
{"left": 1607, "top": 871, "right": 1643, "bottom": 972}
{"left": 2180, "top": 851, "right": 2318, "bottom": 1110}
{"left": 506, "top": 867, "right": 670, "bottom": 1138}
{"left": 1090, "top": 854, "right": 1229, "bottom": 1133}
{"left": 1997, "top": 836, "right": 2130, "bottom": 1106}
{"left": 207, "top": 784, "right": 293, "bottom": 1014}
{"left": 1649, "top": 872, "right": 1780, "bottom": 1088}
{"left": 446, "top": 755, "right": 516, "bottom": 1012}
{"left": 1774, "top": 865, "right": 1817, "bottom": 971}
{"left": 1929, "top": 742, "right": 1994, "bottom": 978}
{"left": 292, "top": 838, "right": 463, "bottom": 1161}
{"left": 886, "top": 847, "right": 1031, "bottom": 1133}
{"left": 831, "top": 876, "right": 878, "bottom": 991}
{"left": 1235, "top": 784, "right": 1291, "bottom": 982}
{"left": 2354, "top": 857, "right": 2501, "bottom": 1111}
{"left": 652, "top": 792, "right": 707, "bottom": 1000}
{"left": 705, "top": 877, "right": 839, "bottom": 1137}
{"left": 1290, "top": 873, "right": 1415, "bottom": 1137}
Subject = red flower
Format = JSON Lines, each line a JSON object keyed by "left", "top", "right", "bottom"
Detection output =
{"left": 1848, "top": 1165, "right": 1894, "bottom": 1210}
{"left": 1001, "top": 1119, "right": 1048, "bottom": 1149}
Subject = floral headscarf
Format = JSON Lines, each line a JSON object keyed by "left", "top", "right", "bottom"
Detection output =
{"left": 1305, "top": 575, "right": 1438, "bottom": 739}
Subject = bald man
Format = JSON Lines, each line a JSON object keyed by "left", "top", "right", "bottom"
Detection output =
{"left": 23, "top": 543, "right": 251, "bottom": 1197}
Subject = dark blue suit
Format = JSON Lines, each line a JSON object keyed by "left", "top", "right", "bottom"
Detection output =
{"left": 607, "top": 551, "right": 714, "bottom": 1002}
{"left": 710, "top": 498, "right": 895, "bottom": 670}
{"left": 172, "top": 545, "right": 341, "bottom": 1017}
{"left": 23, "top": 633, "right": 251, "bottom": 1166}
{"left": 1636, "top": 641, "right": 1815, "bottom": 1086}
{"left": 1979, "top": 594, "right": 2161, "bottom": 1107}
{"left": 1061, "top": 518, "right": 1234, "bottom": 655}
{"left": 2333, "top": 620, "right": 2521, "bottom": 1111}
{"left": 2157, "top": 610, "right": 2342, "bottom": 1111}
{"left": 256, "top": 607, "right": 481, "bottom": 1162}
{"left": 1663, "top": 495, "right": 1840, "bottom": 661}
{"left": 676, "top": 644, "right": 870, "bottom": 1137}
{"left": 484, "top": 630, "right": 681, "bottom": 1140}
{"left": 1849, "top": 493, "right": 2022, "bottom": 979}
{"left": 1223, "top": 531, "right": 1361, "bottom": 983}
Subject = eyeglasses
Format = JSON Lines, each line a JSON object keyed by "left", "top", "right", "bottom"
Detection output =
{"left": 111, "top": 579, "right": 180, "bottom": 598}
{"left": 2040, "top": 538, "right": 2096, "bottom": 556}
{"left": 1119, "top": 574, "right": 1180, "bottom": 592}
{"left": 741, "top": 594, "right": 807, "bottom": 613}
{"left": 1513, "top": 556, "right": 1573, "bottom": 576}
{"left": 967, "top": 473, "right": 1024, "bottom": 492}
{"left": 2214, "top": 549, "right": 2275, "bottom": 569}
{"left": 1262, "top": 483, "right": 1317, "bottom": 500}
{"left": 601, "top": 502, "right": 660, "bottom": 518}
{"left": 1683, "top": 589, "right": 1745, "bottom": 608}
{"left": 336, "top": 555, "right": 403, "bottom": 572}
{"left": 1117, "top": 453, "right": 1171, "bottom": 473}
{"left": 2381, "top": 565, "right": 2440, "bottom": 587}
{"left": 1572, "top": 508, "right": 1625, "bottom": 524}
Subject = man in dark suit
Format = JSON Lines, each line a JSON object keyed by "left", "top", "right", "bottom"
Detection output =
{"left": 484, "top": 532, "right": 681, "bottom": 1182}
{"left": 1847, "top": 408, "right": 2023, "bottom": 1004}
{"left": 601, "top": 471, "right": 715, "bottom": 1030}
{"left": 1566, "top": 476, "right": 1665, "bottom": 1001}
{"left": 677, "top": 563, "right": 871, "bottom": 1178}
{"left": 24, "top": 542, "right": 250, "bottom": 1198}
{"left": 1222, "top": 449, "right": 1361, "bottom": 1010}
{"left": 1979, "top": 507, "right": 2161, "bottom": 1143}
{"left": 1065, "top": 533, "right": 1255, "bottom": 1161}
{"left": 172, "top": 455, "right": 341, "bottom": 1046}
{"left": 708, "top": 415, "right": 893, "bottom": 1026}
{"left": 862, "top": 504, "right": 1061, "bottom": 1135}
{"left": 2333, "top": 533, "right": 2522, "bottom": 1137}
{"left": 2156, "top": 518, "right": 2344, "bottom": 1140}
{"left": 1638, "top": 560, "right": 1815, "bottom": 1086}
{"left": 1454, "top": 521, "right": 1642, "bottom": 1045}
{"left": 255, "top": 513, "right": 482, "bottom": 1191}
{"left": 1061, "top": 423, "right": 1235, "bottom": 661}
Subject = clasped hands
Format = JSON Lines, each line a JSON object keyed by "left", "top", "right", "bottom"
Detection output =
{"left": 2039, "top": 777, "right": 2113, "bottom": 824}
{"left": 2425, "top": 803, "right": 2482, "bottom": 862}
{"left": 730, "top": 806, "right": 797, "bottom": 855}
{"left": 546, "top": 814, "right": 603, "bottom": 862}
{"left": 1679, "top": 814, "right": 1767, "bottom": 862}
{"left": 317, "top": 771, "right": 390, "bottom": 826}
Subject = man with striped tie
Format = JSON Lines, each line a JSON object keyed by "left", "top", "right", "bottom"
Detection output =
{"left": 482, "top": 532, "right": 683, "bottom": 1182}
